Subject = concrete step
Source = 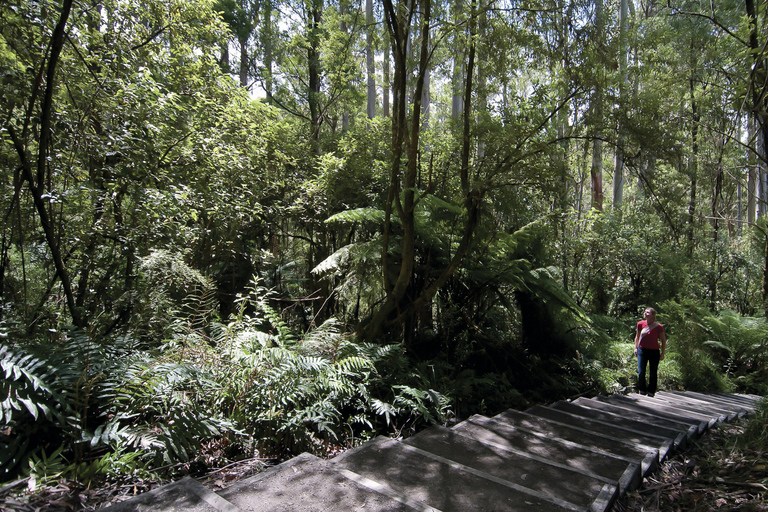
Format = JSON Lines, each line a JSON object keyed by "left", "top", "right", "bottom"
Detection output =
{"left": 633, "top": 393, "right": 744, "bottom": 421}
{"left": 105, "top": 476, "right": 240, "bottom": 512}
{"left": 525, "top": 404, "right": 675, "bottom": 462}
{"left": 492, "top": 408, "right": 660, "bottom": 477}
{"left": 721, "top": 392, "right": 763, "bottom": 403}
{"left": 549, "top": 401, "right": 689, "bottom": 449}
{"left": 597, "top": 394, "right": 719, "bottom": 430}
{"left": 403, "top": 425, "right": 619, "bottom": 510}
{"left": 452, "top": 415, "right": 641, "bottom": 494}
{"left": 331, "top": 435, "right": 590, "bottom": 512}
{"left": 217, "top": 452, "right": 424, "bottom": 511}
{"left": 572, "top": 397, "right": 699, "bottom": 445}
{"left": 623, "top": 393, "right": 732, "bottom": 422}
{"left": 661, "top": 391, "right": 758, "bottom": 412}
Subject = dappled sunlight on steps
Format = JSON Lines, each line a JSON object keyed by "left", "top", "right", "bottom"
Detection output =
{"left": 105, "top": 391, "right": 761, "bottom": 512}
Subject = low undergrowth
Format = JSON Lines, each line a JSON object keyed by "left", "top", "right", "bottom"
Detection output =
{"left": 1, "top": 279, "right": 450, "bottom": 510}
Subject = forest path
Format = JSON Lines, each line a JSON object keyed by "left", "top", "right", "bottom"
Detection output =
{"left": 105, "top": 391, "right": 761, "bottom": 512}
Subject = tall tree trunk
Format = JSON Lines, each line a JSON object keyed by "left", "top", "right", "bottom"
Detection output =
{"left": 612, "top": 0, "right": 629, "bottom": 209}
{"left": 749, "top": 118, "right": 757, "bottom": 224}
{"left": 366, "top": 0, "right": 431, "bottom": 342}
{"left": 590, "top": 0, "right": 604, "bottom": 212}
{"left": 239, "top": 38, "right": 249, "bottom": 88}
{"left": 688, "top": 73, "right": 699, "bottom": 254}
{"left": 263, "top": 0, "right": 274, "bottom": 100}
{"left": 364, "top": 0, "right": 482, "bottom": 344}
{"left": 308, "top": 0, "right": 323, "bottom": 150}
{"left": 747, "top": 0, "right": 768, "bottom": 218}
{"left": 476, "top": 3, "right": 488, "bottom": 160}
{"left": 590, "top": 0, "right": 605, "bottom": 211}
{"left": 366, "top": 0, "right": 376, "bottom": 118}
{"left": 383, "top": 36, "right": 391, "bottom": 118}
{"left": 760, "top": 132, "right": 768, "bottom": 217}
{"left": 451, "top": 0, "right": 464, "bottom": 122}
{"left": 341, "top": 0, "right": 350, "bottom": 131}
{"left": 591, "top": 136, "right": 603, "bottom": 210}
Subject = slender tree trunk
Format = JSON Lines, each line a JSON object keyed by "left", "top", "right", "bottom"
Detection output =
{"left": 747, "top": 0, "right": 768, "bottom": 218}
{"left": 383, "top": 27, "right": 391, "bottom": 118}
{"left": 612, "top": 0, "right": 629, "bottom": 209}
{"left": 363, "top": 0, "right": 483, "bottom": 344}
{"left": 591, "top": 139, "right": 603, "bottom": 210}
{"left": 366, "top": 0, "right": 376, "bottom": 118}
{"left": 10, "top": 0, "right": 83, "bottom": 328}
{"left": 239, "top": 38, "right": 249, "bottom": 88}
{"left": 687, "top": 72, "right": 699, "bottom": 254}
{"left": 365, "top": 0, "right": 432, "bottom": 343}
{"left": 308, "top": 0, "right": 323, "bottom": 150}
{"left": 590, "top": 0, "right": 604, "bottom": 211}
{"left": 341, "top": 0, "right": 350, "bottom": 130}
{"left": 476, "top": 4, "right": 487, "bottom": 160}
{"left": 451, "top": 0, "right": 464, "bottom": 122}
{"left": 749, "top": 118, "right": 757, "bottom": 224}
{"left": 760, "top": 132, "right": 768, "bottom": 217}
{"left": 738, "top": 172, "right": 743, "bottom": 236}
{"left": 264, "top": 0, "right": 274, "bottom": 100}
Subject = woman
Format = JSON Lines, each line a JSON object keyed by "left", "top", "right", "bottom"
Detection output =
{"left": 634, "top": 307, "right": 667, "bottom": 397}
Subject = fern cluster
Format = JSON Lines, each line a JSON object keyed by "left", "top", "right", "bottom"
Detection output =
{"left": 1, "top": 271, "right": 451, "bottom": 487}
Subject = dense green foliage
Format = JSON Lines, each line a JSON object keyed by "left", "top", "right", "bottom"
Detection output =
{"left": 1, "top": 0, "right": 768, "bottom": 495}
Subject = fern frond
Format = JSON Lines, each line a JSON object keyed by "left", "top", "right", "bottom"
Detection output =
{"left": 325, "top": 208, "right": 387, "bottom": 225}
{"left": 0, "top": 346, "right": 63, "bottom": 424}
{"left": 312, "top": 241, "right": 382, "bottom": 275}
{"left": 258, "top": 300, "right": 297, "bottom": 345}
{"left": 312, "top": 246, "right": 351, "bottom": 275}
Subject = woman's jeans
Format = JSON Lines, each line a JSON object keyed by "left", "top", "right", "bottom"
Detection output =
{"left": 637, "top": 347, "right": 661, "bottom": 394}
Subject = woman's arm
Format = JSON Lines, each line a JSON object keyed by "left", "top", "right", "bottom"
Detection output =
{"left": 634, "top": 325, "right": 641, "bottom": 355}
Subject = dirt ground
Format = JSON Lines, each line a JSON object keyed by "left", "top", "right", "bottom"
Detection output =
{"left": 615, "top": 419, "right": 768, "bottom": 512}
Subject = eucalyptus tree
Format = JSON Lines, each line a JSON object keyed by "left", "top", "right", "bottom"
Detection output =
{"left": 265, "top": 0, "right": 367, "bottom": 143}
{"left": 612, "top": 0, "right": 630, "bottom": 209}
{"left": 589, "top": 0, "right": 606, "bottom": 212}
{"left": 215, "top": 0, "right": 260, "bottom": 87}
{"left": 366, "top": 0, "right": 377, "bottom": 117}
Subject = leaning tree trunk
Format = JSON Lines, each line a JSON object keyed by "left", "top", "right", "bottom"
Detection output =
{"left": 363, "top": 0, "right": 482, "bottom": 345}
{"left": 8, "top": 0, "right": 83, "bottom": 328}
